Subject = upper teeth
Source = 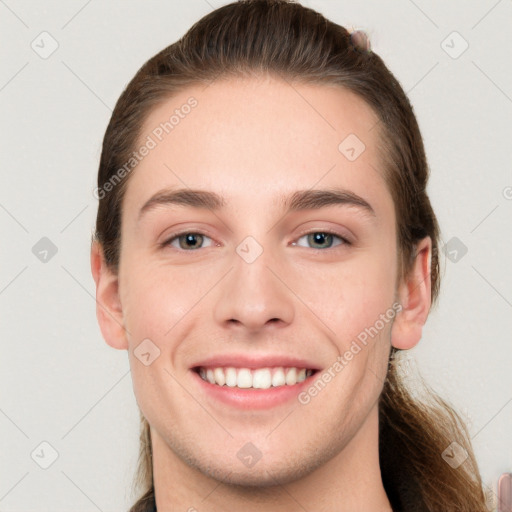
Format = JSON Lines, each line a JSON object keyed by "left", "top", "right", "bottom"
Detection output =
{"left": 198, "top": 367, "right": 313, "bottom": 389}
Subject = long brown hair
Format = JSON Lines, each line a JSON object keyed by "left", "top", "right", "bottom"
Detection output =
{"left": 93, "top": 1, "right": 487, "bottom": 510}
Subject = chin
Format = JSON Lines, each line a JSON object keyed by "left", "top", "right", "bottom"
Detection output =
{"left": 191, "top": 449, "right": 328, "bottom": 489}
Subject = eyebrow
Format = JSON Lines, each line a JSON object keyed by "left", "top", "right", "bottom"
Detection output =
{"left": 138, "top": 187, "right": 375, "bottom": 221}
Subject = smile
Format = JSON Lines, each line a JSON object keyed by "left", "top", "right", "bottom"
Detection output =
{"left": 195, "top": 366, "right": 316, "bottom": 389}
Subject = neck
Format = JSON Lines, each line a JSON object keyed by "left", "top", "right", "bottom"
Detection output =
{"left": 151, "top": 405, "right": 392, "bottom": 512}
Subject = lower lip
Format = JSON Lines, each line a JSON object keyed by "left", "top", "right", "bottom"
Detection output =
{"left": 190, "top": 370, "right": 317, "bottom": 410}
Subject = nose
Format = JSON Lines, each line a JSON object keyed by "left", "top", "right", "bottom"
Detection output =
{"left": 212, "top": 243, "right": 295, "bottom": 333}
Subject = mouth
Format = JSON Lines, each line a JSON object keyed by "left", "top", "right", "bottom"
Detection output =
{"left": 193, "top": 365, "right": 318, "bottom": 389}
{"left": 189, "top": 355, "right": 322, "bottom": 409}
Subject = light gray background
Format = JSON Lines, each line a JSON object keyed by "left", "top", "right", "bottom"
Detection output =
{"left": 1, "top": 1, "right": 511, "bottom": 510}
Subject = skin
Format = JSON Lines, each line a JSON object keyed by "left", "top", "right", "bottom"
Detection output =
{"left": 91, "top": 75, "right": 432, "bottom": 512}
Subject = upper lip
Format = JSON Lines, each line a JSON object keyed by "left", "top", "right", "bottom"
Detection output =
{"left": 191, "top": 354, "right": 321, "bottom": 371}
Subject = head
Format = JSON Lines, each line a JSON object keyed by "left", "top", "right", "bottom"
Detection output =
{"left": 91, "top": 1, "right": 485, "bottom": 510}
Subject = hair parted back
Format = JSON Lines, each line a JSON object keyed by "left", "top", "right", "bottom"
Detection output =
{"left": 93, "top": 1, "right": 487, "bottom": 510}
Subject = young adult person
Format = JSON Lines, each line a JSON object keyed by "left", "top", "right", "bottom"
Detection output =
{"left": 91, "top": 1, "right": 488, "bottom": 510}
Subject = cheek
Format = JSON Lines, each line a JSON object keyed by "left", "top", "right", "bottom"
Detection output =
{"left": 293, "top": 251, "right": 397, "bottom": 340}
{"left": 120, "top": 258, "right": 208, "bottom": 340}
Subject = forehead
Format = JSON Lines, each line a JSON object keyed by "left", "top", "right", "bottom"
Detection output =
{"left": 123, "top": 75, "right": 389, "bottom": 220}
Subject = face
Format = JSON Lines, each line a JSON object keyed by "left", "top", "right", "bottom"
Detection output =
{"left": 116, "top": 76, "right": 400, "bottom": 485}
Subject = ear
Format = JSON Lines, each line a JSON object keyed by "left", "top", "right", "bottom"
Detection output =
{"left": 90, "top": 240, "right": 128, "bottom": 350}
{"left": 391, "top": 237, "right": 432, "bottom": 350}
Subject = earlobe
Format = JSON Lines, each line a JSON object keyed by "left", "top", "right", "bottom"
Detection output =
{"left": 90, "top": 240, "right": 129, "bottom": 350}
{"left": 391, "top": 237, "right": 432, "bottom": 350}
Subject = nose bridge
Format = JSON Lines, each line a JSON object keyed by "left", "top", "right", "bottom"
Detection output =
{"left": 212, "top": 236, "right": 295, "bottom": 330}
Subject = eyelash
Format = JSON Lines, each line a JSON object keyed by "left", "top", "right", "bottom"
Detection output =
{"left": 160, "top": 229, "right": 351, "bottom": 252}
